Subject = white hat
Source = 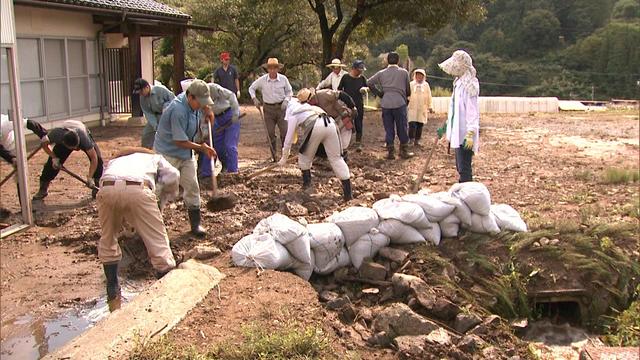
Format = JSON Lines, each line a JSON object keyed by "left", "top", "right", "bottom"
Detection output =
{"left": 326, "top": 58, "right": 347, "bottom": 68}
{"left": 414, "top": 69, "right": 426, "bottom": 77}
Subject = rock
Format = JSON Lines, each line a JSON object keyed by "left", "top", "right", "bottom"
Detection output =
{"left": 338, "top": 303, "right": 357, "bottom": 324}
{"left": 283, "top": 202, "right": 308, "bottom": 216}
{"left": 378, "top": 247, "right": 409, "bottom": 263}
{"left": 303, "top": 201, "right": 321, "bottom": 214}
{"left": 425, "top": 327, "right": 453, "bottom": 346}
{"left": 539, "top": 237, "right": 550, "bottom": 246}
{"left": 359, "top": 260, "right": 387, "bottom": 282}
{"left": 549, "top": 238, "right": 560, "bottom": 246}
{"left": 319, "top": 290, "right": 339, "bottom": 303}
{"left": 379, "top": 287, "right": 395, "bottom": 303}
{"left": 391, "top": 273, "right": 427, "bottom": 296}
{"left": 184, "top": 245, "right": 221, "bottom": 260}
{"left": 372, "top": 303, "right": 439, "bottom": 338}
{"left": 326, "top": 296, "right": 351, "bottom": 310}
{"left": 394, "top": 335, "right": 428, "bottom": 358}
{"left": 358, "top": 307, "right": 374, "bottom": 323}
{"left": 470, "top": 315, "right": 503, "bottom": 336}
{"left": 364, "top": 172, "right": 384, "bottom": 181}
{"left": 484, "top": 314, "right": 502, "bottom": 326}
{"left": 367, "top": 331, "right": 391, "bottom": 347}
{"left": 458, "top": 334, "right": 487, "bottom": 353}
{"left": 532, "top": 241, "right": 541, "bottom": 247}
{"left": 481, "top": 346, "right": 502, "bottom": 359}
{"left": 454, "top": 313, "right": 482, "bottom": 333}
{"left": 431, "top": 297, "right": 460, "bottom": 320}
{"left": 373, "top": 192, "right": 390, "bottom": 201}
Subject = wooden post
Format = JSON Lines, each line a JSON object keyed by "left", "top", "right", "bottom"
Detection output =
{"left": 129, "top": 23, "right": 142, "bottom": 117}
{"left": 173, "top": 27, "right": 185, "bottom": 94}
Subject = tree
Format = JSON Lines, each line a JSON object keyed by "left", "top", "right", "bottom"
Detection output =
{"left": 612, "top": 0, "right": 640, "bottom": 20}
{"left": 306, "top": 0, "right": 485, "bottom": 76}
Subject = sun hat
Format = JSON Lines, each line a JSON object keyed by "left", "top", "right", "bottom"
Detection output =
{"left": 326, "top": 58, "right": 347, "bottom": 68}
{"left": 262, "top": 58, "right": 284, "bottom": 69}
{"left": 297, "top": 88, "right": 316, "bottom": 103}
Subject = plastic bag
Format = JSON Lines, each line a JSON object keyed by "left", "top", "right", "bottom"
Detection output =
{"left": 348, "top": 228, "right": 390, "bottom": 269}
{"left": 432, "top": 192, "right": 472, "bottom": 227}
{"left": 315, "top": 246, "right": 351, "bottom": 275}
{"left": 231, "top": 233, "right": 294, "bottom": 270}
{"left": 373, "top": 195, "right": 431, "bottom": 229}
{"left": 491, "top": 204, "right": 528, "bottom": 232}
{"left": 439, "top": 214, "right": 460, "bottom": 238}
{"left": 450, "top": 182, "right": 492, "bottom": 216}
{"left": 419, "top": 223, "right": 442, "bottom": 246}
{"left": 308, "top": 223, "right": 345, "bottom": 273}
{"left": 378, "top": 219, "right": 426, "bottom": 245}
{"left": 403, "top": 193, "right": 455, "bottom": 222}
{"left": 254, "top": 213, "right": 308, "bottom": 245}
{"left": 467, "top": 213, "right": 501, "bottom": 235}
{"left": 328, "top": 207, "right": 380, "bottom": 247}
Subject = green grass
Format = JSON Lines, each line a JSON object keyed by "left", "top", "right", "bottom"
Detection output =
{"left": 604, "top": 290, "right": 640, "bottom": 347}
{"left": 431, "top": 86, "right": 452, "bottom": 97}
{"left": 129, "top": 323, "right": 330, "bottom": 360}
{"left": 600, "top": 167, "right": 640, "bottom": 184}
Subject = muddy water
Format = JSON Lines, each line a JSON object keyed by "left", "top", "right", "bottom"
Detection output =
{"left": 0, "top": 285, "right": 140, "bottom": 360}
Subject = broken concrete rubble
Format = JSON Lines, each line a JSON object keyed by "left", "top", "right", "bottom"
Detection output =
{"left": 359, "top": 259, "right": 387, "bottom": 282}
{"left": 372, "top": 303, "right": 440, "bottom": 339}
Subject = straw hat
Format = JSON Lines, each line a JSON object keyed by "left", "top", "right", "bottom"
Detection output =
{"left": 262, "top": 58, "right": 284, "bottom": 69}
{"left": 326, "top": 58, "right": 347, "bottom": 68}
{"left": 297, "top": 88, "right": 316, "bottom": 103}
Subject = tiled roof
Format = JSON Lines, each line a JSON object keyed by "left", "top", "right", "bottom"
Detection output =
{"left": 38, "top": 0, "right": 191, "bottom": 19}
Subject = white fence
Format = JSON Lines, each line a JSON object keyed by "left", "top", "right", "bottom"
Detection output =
{"left": 432, "top": 96, "right": 559, "bottom": 114}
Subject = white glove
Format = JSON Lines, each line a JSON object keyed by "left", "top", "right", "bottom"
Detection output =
{"left": 236, "top": 90, "right": 241, "bottom": 99}
{"left": 86, "top": 178, "right": 95, "bottom": 188}
{"left": 359, "top": 87, "right": 368, "bottom": 94}
{"left": 51, "top": 157, "right": 61, "bottom": 170}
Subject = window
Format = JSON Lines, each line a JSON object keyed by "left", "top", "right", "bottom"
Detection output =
{"left": 0, "top": 37, "right": 101, "bottom": 122}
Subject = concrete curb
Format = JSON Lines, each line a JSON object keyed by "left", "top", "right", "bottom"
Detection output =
{"left": 44, "top": 260, "right": 225, "bottom": 360}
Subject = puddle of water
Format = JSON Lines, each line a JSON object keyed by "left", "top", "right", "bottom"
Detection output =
{"left": 0, "top": 285, "right": 140, "bottom": 360}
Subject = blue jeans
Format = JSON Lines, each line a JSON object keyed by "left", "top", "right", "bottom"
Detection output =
{"left": 382, "top": 105, "right": 409, "bottom": 145}
{"left": 455, "top": 147, "right": 474, "bottom": 183}
{"left": 200, "top": 108, "right": 240, "bottom": 175}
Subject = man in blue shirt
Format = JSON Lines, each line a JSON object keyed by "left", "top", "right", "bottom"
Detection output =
{"left": 133, "top": 78, "right": 175, "bottom": 149}
{"left": 154, "top": 79, "right": 216, "bottom": 237}
{"left": 214, "top": 52, "right": 240, "bottom": 98}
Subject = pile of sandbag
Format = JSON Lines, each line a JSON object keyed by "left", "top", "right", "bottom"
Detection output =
{"left": 232, "top": 182, "right": 527, "bottom": 280}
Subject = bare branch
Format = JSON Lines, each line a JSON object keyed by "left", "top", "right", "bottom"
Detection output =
{"left": 329, "top": 0, "right": 343, "bottom": 34}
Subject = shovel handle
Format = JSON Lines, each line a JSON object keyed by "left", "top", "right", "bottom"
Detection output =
{"left": 207, "top": 121, "right": 219, "bottom": 197}
{"left": 0, "top": 147, "right": 41, "bottom": 188}
{"left": 247, "top": 156, "right": 297, "bottom": 180}
{"left": 60, "top": 166, "right": 99, "bottom": 191}
{"left": 411, "top": 135, "right": 440, "bottom": 194}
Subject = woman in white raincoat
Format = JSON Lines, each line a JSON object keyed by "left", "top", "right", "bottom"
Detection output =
{"left": 407, "top": 69, "right": 433, "bottom": 147}
{"left": 437, "top": 50, "right": 479, "bottom": 183}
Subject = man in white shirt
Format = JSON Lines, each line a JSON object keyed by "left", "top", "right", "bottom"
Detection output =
{"left": 316, "top": 58, "right": 347, "bottom": 91}
{"left": 96, "top": 147, "right": 180, "bottom": 301}
{"left": 249, "top": 58, "right": 293, "bottom": 160}
{"left": 278, "top": 98, "right": 352, "bottom": 201}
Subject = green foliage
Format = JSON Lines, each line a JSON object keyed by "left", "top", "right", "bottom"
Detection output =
{"left": 518, "top": 9, "right": 561, "bottom": 56}
{"left": 600, "top": 167, "right": 640, "bottom": 184}
{"left": 612, "top": 0, "right": 640, "bottom": 19}
{"left": 604, "top": 293, "right": 640, "bottom": 346}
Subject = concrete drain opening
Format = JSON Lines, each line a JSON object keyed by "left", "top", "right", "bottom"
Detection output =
{"left": 529, "top": 289, "right": 586, "bottom": 326}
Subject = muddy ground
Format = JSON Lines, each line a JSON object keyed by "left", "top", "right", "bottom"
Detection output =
{"left": 0, "top": 106, "right": 638, "bottom": 358}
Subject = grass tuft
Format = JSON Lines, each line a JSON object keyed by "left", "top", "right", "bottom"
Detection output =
{"left": 603, "top": 290, "right": 640, "bottom": 347}
{"left": 600, "top": 167, "right": 640, "bottom": 184}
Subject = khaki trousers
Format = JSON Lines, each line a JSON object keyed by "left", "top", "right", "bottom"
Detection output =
{"left": 298, "top": 118, "right": 350, "bottom": 180}
{"left": 163, "top": 155, "right": 201, "bottom": 209}
{"left": 263, "top": 103, "right": 288, "bottom": 148}
{"left": 97, "top": 181, "right": 176, "bottom": 272}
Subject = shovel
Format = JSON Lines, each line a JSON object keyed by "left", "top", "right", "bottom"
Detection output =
{"left": 205, "top": 121, "right": 236, "bottom": 212}
{"left": 410, "top": 134, "right": 440, "bottom": 194}
{"left": 246, "top": 155, "right": 297, "bottom": 181}
{"left": 0, "top": 147, "right": 41, "bottom": 188}
{"left": 60, "top": 166, "right": 99, "bottom": 191}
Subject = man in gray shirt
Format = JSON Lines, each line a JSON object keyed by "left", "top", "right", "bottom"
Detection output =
{"left": 134, "top": 78, "right": 175, "bottom": 149}
{"left": 367, "top": 52, "right": 414, "bottom": 160}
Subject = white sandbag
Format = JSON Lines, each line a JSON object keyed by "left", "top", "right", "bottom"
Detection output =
{"left": 328, "top": 207, "right": 380, "bottom": 247}
{"left": 231, "top": 233, "right": 295, "bottom": 270}
{"left": 315, "top": 246, "right": 351, "bottom": 275}
{"left": 254, "top": 213, "right": 307, "bottom": 245}
{"left": 348, "top": 228, "right": 390, "bottom": 269}
{"left": 291, "top": 258, "right": 313, "bottom": 281}
{"left": 439, "top": 214, "right": 460, "bottom": 238}
{"left": 450, "top": 182, "right": 491, "bottom": 216}
{"left": 419, "top": 223, "right": 442, "bottom": 246}
{"left": 285, "top": 233, "right": 312, "bottom": 267}
{"left": 378, "top": 219, "right": 426, "bottom": 245}
{"left": 373, "top": 195, "right": 431, "bottom": 229}
{"left": 432, "top": 192, "right": 472, "bottom": 227}
{"left": 403, "top": 193, "right": 455, "bottom": 222}
{"left": 467, "top": 213, "right": 501, "bottom": 235}
{"left": 308, "top": 223, "right": 345, "bottom": 273}
{"left": 491, "top": 204, "right": 528, "bottom": 232}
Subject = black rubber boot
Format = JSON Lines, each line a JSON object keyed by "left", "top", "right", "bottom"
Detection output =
{"left": 32, "top": 180, "right": 50, "bottom": 200}
{"left": 400, "top": 144, "right": 415, "bottom": 159}
{"left": 103, "top": 263, "right": 121, "bottom": 301}
{"left": 341, "top": 179, "right": 353, "bottom": 201}
{"left": 386, "top": 144, "right": 395, "bottom": 160}
{"left": 302, "top": 170, "right": 311, "bottom": 189}
{"left": 342, "top": 150, "right": 349, "bottom": 163}
{"left": 188, "top": 208, "right": 207, "bottom": 237}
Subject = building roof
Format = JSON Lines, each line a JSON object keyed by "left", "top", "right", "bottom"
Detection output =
{"left": 32, "top": 0, "right": 191, "bottom": 20}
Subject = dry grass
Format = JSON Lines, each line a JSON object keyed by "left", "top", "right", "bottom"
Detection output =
{"left": 600, "top": 167, "right": 640, "bottom": 184}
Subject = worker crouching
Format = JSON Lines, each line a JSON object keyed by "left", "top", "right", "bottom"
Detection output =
{"left": 97, "top": 147, "right": 179, "bottom": 302}
{"left": 279, "top": 98, "right": 353, "bottom": 201}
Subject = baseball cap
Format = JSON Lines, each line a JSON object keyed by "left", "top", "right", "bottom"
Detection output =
{"left": 220, "top": 52, "right": 230, "bottom": 61}
{"left": 187, "top": 79, "right": 214, "bottom": 106}
{"left": 132, "top": 78, "right": 149, "bottom": 94}
{"left": 352, "top": 60, "right": 366, "bottom": 70}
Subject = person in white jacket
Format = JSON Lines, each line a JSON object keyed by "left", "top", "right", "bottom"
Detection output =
{"left": 317, "top": 59, "right": 347, "bottom": 91}
{"left": 437, "top": 50, "right": 479, "bottom": 183}
{"left": 407, "top": 69, "right": 433, "bottom": 148}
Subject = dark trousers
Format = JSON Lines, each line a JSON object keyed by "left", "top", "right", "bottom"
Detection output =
{"left": 40, "top": 143, "right": 104, "bottom": 184}
{"left": 408, "top": 122, "right": 424, "bottom": 141}
{"left": 382, "top": 105, "right": 409, "bottom": 145}
{"left": 354, "top": 103, "right": 364, "bottom": 141}
{"left": 455, "top": 147, "right": 474, "bottom": 183}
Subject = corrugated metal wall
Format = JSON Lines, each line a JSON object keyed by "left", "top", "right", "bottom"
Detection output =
{"left": 1, "top": 0, "right": 16, "bottom": 46}
{"left": 432, "top": 97, "right": 559, "bottom": 113}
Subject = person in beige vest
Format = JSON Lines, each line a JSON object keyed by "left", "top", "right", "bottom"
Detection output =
{"left": 407, "top": 69, "right": 433, "bottom": 147}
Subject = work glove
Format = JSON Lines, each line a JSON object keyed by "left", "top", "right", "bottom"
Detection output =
{"left": 51, "top": 157, "right": 62, "bottom": 170}
{"left": 463, "top": 130, "right": 475, "bottom": 150}
{"left": 236, "top": 90, "right": 241, "bottom": 99}
{"left": 252, "top": 97, "right": 261, "bottom": 107}
{"left": 11, "top": 157, "right": 17, "bottom": 167}
{"left": 436, "top": 122, "right": 447, "bottom": 139}
{"left": 359, "top": 87, "right": 368, "bottom": 94}
{"left": 429, "top": 108, "right": 435, "bottom": 114}
{"left": 86, "top": 178, "right": 95, "bottom": 189}
{"left": 231, "top": 109, "right": 240, "bottom": 124}
{"left": 281, "top": 99, "right": 289, "bottom": 111}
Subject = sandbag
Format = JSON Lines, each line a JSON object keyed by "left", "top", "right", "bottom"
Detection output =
{"left": 254, "top": 213, "right": 307, "bottom": 245}
{"left": 328, "top": 207, "right": 380, "bottom": 247}
{"left": 419, "top": 223, "right": 442, "bottom": 246}
{"left": 432, "top": 192, "right": 472, "bottom": 227}
{"left": 378, "top": 219, "right": 426, "bottom": 245}
{"left": 467, "top": 213, "right": 501, "bottom": 235}
{"left": 373, "top": 195, "right": 431, "bottom": 229}
{"left": 315, "top": 246, "right": 351, "bottom": 275}
{"left": 232, "top": 233, "right": 295, "bottom": 270}
{"left": 450, "top": 182, "right": 491, "bottom": 216}
{"left": 348, "top": 228, "right": 390, "bottom": 269}
{"left": 291, "top": 258, "right": 313, "bottom": 281}
{"left": 439, "top": 214, "right": 460, "bottom": 238}
{"left": 308, "top": 223, "right": 345, "bottom": 273}
{"left": 491, "top": 204, "right": 528, "bottom": 232}
{"left": 285, "top": 233, "right": 312, "bottom": 267}
{"left": 403, "top": 193, "right": 455, "bottom": 222}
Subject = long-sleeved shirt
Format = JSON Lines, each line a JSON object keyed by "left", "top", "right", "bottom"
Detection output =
{"left": 0, "top": 114, "right": 15, "bottom": 163}
{"left": 367, "top": 65, "right": 411, "bottom": 109}
{"left": 338, "top": 74, "right": 367, "bottom": 108}
{"left": 282, "top": 100, "right": 325, "bottom": 152}
{"left": 446, "top": 79, "right": 480, "bottom": 152}
{"left": 248, "top": 73, "right": 292, "bottom": 104}
{"left": 101, "top": 152, "right": 180, "bottom": 198}
{"left": 407, "top": 80, "right": 433, "bottom": 124}
{"left": 140, "top": 85, "right": 175, "bottom": 130}
{"left": 208, "top": 83, "right": 239, "bottom": 115}
{"left": 317, "top": 70, "right": 347, "bottom": 91}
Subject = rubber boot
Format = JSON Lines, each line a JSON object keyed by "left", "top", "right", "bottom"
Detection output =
{"left": 188, "top": 208, "right": 207, "bottom": 237}
{"left": 302, "top": 170, "right": 311, "bottom": 189}
{"left": 32, "top": 180, "right": 50, "bottom": 200}
{"left": 386, "top": 144, "right": 395, "bottom": 160}
{"left": 269, "top": 140, "right": 277, "bottom": 162}
{"left": 341, "top": 179, "right": 353, "bottom": 201}
{"left": 414, "top": 138, "right": 422, "bottom": 148}
{"left": 342, "top": 150, "right": 349, "bottom": 163}
{"left": 400, "top": 144, "right": 415, "bottom": 159}
{"left": 355, "top": 133, "right": 363, "bottom": 152}
{"left": 103, "top": 263, "right": 121, "bottom": 301}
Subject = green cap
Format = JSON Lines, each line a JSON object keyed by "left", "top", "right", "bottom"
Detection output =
{"left": 187, "top": 79, "right": 214, "bottom": 107}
